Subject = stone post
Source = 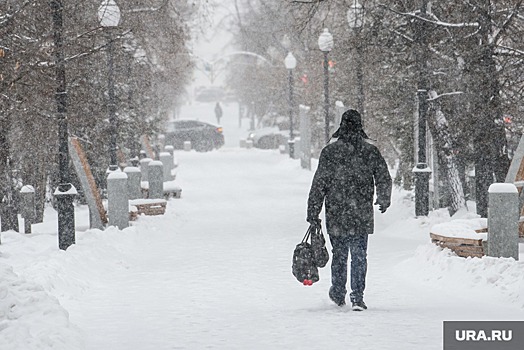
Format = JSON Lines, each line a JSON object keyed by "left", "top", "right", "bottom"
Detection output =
{"left": 107, "top": 171, "right": 128, "bottom": 230}
{"left": 148, "top": 161, "right": 164, "bottom": 199}
{"left": 159, "top": 152, "right": 174, "bottom": 181}
{"left": 139, "top": 157, "right": 152, "bottom": 182}
{"left": 487, "top": 183, "right": 519, "bottom": 260}
{"left": 20, "top": 185, "right": 36, "bottom": 234}
{"left": 164, "top": 145, "right": 174, "bottom": 156}
{"left": 299, "top": 105, "right": 311, "bottom": 170}
{"left": 124, "top": 166, "right": 142, "bottom": 200}
{"left": 292, "top": 137, "right": 301, "bottom": 160}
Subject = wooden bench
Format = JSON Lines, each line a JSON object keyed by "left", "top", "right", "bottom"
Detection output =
{"left": 141, "top": 180, "right": 182, "bottom": 200}
{"left": 430, "top": 232, "right": 486, "bottom": 258}
{"left": 430, "top": 219, "right": 487, "bottom": 258}
{"left": 129, "top": 199, "right": 167, "bottom": 217}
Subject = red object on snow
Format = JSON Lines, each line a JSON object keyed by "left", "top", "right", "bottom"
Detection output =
{"left": 303, "top": 279, "right": 313, "bottom": 286}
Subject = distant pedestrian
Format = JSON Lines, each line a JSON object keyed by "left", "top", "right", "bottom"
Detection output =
{"left": 215, "top": 102, "right": 223, "bottom": 124}
{"left": 306, "top": 109, "right": 392, "bottom": 311}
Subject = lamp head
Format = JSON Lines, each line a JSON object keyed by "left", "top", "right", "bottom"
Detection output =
{"left": 318, "top": 28, "right": 334, "bottom": 52}
{"left": 98, "top": 0, "right": 121, "bottom": 27}
{"left": 284, "top": 52, "right": 297, "bottom": 70}
{"left": 347, "top": 0, "right": 364, "bottom": 29}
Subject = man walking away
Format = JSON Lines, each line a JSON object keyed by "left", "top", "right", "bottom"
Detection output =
{"left": 214, "top": 102, "right": 223, "bottom": 124}
{"left": 306, "top": 109, "right": 392, "bottom": 311}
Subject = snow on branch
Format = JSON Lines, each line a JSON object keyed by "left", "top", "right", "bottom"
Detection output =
{"left": 380, "top": 5, "right": 478, "bottom": 28}
{"left": 497, "top": 45, "right": 524, "bottom": 57}
{"left": 0, "top": 1, "right": 32, "bottom": 29}
{"left": 290, "top": 0, "right": 325, "bottom": 3}
{"left": 125, "top": 0, "right": 169, "bottom": 13}
{"left": 492, "top": 0, "right": 524, "bottom": 45}
{"left": 427, "top": 91, "right": 464, "bottom": 101}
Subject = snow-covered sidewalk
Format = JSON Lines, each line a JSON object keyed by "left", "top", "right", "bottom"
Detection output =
{"left": 1, "top": 145, "right": 523, "bottom": 350}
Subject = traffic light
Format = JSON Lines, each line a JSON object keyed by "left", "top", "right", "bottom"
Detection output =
{"left": 328, "top": 60, "right": 335, "bottom": 72}
{"left": 300, "top": 74, "right": 308, "bottom": 84}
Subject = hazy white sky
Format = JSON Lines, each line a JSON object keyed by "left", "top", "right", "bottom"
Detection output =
{"left": 190, "top": 1, "right": 239, "bottom": 88}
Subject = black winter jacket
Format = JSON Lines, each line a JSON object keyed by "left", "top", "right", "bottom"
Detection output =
{"left": 307, "top": 135, "right": 392, "bottom": 237}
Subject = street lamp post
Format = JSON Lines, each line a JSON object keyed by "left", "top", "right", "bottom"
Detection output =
{"left": 51, "top": 0, "right": 76, "bottom": 250}
{"left": 318, "top": 28, "right": 333, "bottom": 144}
{"left": 98, "top": 0, "right": 121, "bottom": 172}
{"left": 284, "top": 52, "right": 297, "bottom": 158}
{"left": 347, "top": 0, "right": 365, "bottom": 118}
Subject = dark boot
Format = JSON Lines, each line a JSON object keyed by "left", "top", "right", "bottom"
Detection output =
{"left": 329, "top": 287, "right": 346, "bottom": 307}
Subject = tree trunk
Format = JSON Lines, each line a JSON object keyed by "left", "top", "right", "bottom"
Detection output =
{"left": 427, "top": 91, "right": 467, "bottom": 216}
{"left": 470, "top": 1, "right": 510, "bottom": 217}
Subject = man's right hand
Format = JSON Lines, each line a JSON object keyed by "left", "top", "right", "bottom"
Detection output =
{"left": 307, "top": 217, "right": 322, "bottom": 227}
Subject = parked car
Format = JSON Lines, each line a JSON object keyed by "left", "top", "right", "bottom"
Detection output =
{"left": 165, "top": 120, "right": 224, "bottom": 152}
{"left": 246, "top": 127, "right": 297, "bottom": 149}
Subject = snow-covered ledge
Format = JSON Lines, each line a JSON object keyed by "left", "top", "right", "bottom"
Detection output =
{"left": 431, "top": 218, "right": 488, "bottom": 241}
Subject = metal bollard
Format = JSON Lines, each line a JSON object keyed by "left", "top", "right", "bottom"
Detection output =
{"left": 183, "top": 141, "right": 191, "bottom": 151}
{"left": 159, "top": 152, "right": 174, "bottom": 181}
{"left": 148, "top": 161, "right": 164, "bottom": 199}
{"left": 20, "top": 185, "right": 36, "bottom": 234}
{"left": 139, "top": 157, "right": 152, "bottom": 182}
{"left": 107, "top": 171, "right": 129, "bottom": 229}
{"left": 487, "top": 183, "right": 519, "bottom": 260}
{"left": 124, "top": 167, "right": 142, "bottom": 200}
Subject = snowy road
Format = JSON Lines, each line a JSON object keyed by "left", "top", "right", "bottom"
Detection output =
{"left": 60, "top": 150, "right": 520, "bottom": 350}
{"left": 62, "top": 103, "right": 524, "bottom": 349}
{"left": 2, "top": 101, "right": 523, "bottom": 350}
{"left": 58, "top": 148, "right": 521, "bottom": 350}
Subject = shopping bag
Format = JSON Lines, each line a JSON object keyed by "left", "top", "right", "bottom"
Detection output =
{"left": 311, "top": 225, "right": 329, "bottom": 268}
{"left": 292, "top": 225, "right": 326, "bottom": 285}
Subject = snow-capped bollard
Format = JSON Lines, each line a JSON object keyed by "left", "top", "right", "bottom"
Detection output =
{"left": 124, "top": 166, "right": 142, "bottom": 200}
{"left": 159, "top": 152, "right": 174, "bottom": 181}
{"left": 246, "top": 140, "right": 253, "bottom": 149}
{"left": 488, "top": 183, "right": 519, "bottom": 260}
{"left": 107, "top": 171, "right": 129, "bottom": 230}
{"left": 139, "top": 157, "right": 152, "bottom": 182}
{"left": 148, "top": 161, "right": 164, "bottom": 199}
{"left": 157, "top": 134, "right": 165, "bottom": 149}
{"left": 54, "top": 184, "right": 77, "bottom": 249}
{"left": 20, "top": 185, "right": 36, "bottom": 234}
{"left": 239, "top": 139, "right": 247, "bottom": 148}
{"left": 183, "top": 141, "right": 191, "bottom": 151}
{"left": 164, "top": 145, "right": 174, "bottom": 156}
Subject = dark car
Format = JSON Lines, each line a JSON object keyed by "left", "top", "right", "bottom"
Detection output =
{"left": 165, "top": 120, "right": 224, "bottom": 152}
{"left": 246, "top": 127, "right": 298, "bottom": 149}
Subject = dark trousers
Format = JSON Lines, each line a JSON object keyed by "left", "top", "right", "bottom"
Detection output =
{"left": 329, "top": 234, "right": 368, "bottom": 303}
